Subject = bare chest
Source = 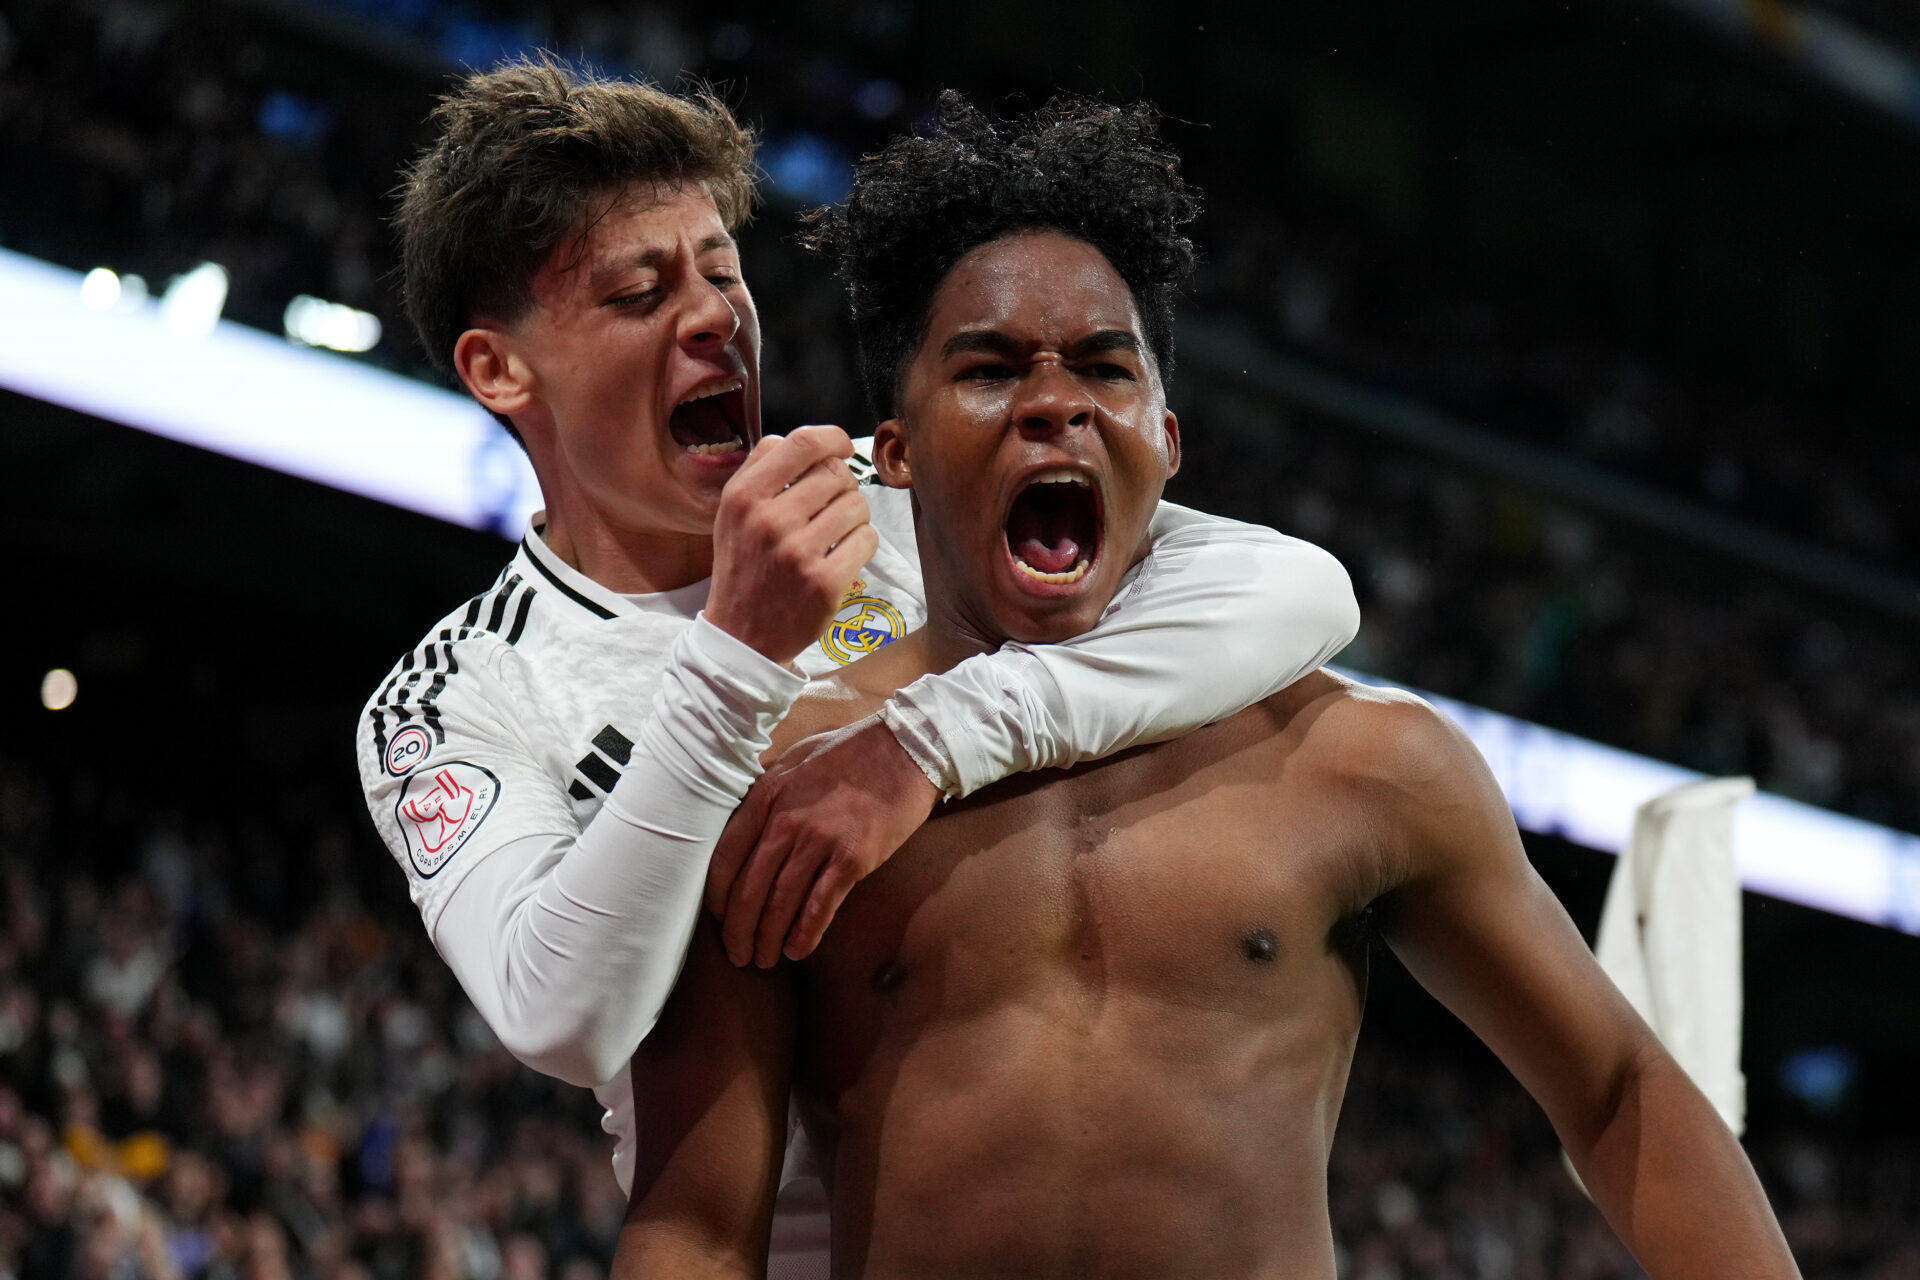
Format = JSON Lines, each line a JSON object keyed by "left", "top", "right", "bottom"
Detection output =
{"left": 800, "top": 733, "right": 1378, "bottom": 1042}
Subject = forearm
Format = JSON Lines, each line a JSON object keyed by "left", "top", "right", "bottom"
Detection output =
{"left": 885, "top": 507, "right": 1358, "bottom": 797}
{"left": 434, "top": 617, "right": 804, "bottom": 1086}
{"left": 1570, "top": 1045, "right": 1799, "bottom": 1278}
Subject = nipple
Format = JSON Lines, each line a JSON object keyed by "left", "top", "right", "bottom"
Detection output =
{"left": 1241, "top": 928, "right": 1280, "bottom": 964}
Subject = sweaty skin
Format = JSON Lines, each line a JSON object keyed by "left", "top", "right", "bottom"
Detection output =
{"left": 613, "top": 232, "right": 1799, "bottom": 1280}
{"left": 788, "top": 655, "right": 1379, "bottom": 1278}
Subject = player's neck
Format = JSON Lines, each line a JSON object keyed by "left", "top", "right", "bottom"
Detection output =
{"left": 917, "top": 603, "right": 1003, "bottom": 676}
{"left": 541, "top": 512, "right": 716, "bottom": 596}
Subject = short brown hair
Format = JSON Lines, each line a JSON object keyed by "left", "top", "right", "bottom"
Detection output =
{"left": 395, "top": 54, "right": 756, "bottom": 384}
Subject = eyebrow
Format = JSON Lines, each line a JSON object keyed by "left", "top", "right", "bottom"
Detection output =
{"left": 939, "top": 328, "right": 1142, "bottom": 360}
{"left": 594, "top": 234, "right": 737, "bottom": 279}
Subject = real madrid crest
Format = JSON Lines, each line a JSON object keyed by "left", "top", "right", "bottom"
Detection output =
{"left": 823, "top": 579, "right": 906, "bottom": 666}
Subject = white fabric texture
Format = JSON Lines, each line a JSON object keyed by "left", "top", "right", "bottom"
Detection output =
{"left": 880, "top": 498, "right": 1360, "bottom": 798}
{"left": 1593, "top": 775, "right": 1753, "bottom": 1137}
{"left": 426, "top": 616, "right": 804, "bottom": 1089}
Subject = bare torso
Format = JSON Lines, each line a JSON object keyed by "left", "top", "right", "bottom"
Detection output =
{"left": 785, "top": 668, "right": 1394, "bottom": 1279}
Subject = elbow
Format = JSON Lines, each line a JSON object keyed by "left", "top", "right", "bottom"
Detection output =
{"left": 1288, "top": 542, "right": 1361, "bottom": 660}
{"left": 1566, "top": 1033, "right": 1670, "bottom": 1161}
{"left": 1234, "top": 540, "right": 1360, "bottom": 670}
{"left": 493, "top": 1019, "right": 604, "bottom": 1088}
{"left": 494, "top": 1002, "right": 660, "bottom": 1089}
{"left": 1324, "top": 558, "right": 1362, "bottom": 660}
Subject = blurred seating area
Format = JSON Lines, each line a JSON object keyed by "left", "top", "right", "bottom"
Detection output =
{"left": 1, "top": 760, "right": 1914, "bottom": 1280}
{"left": 1174, "top": 382, "right": 1920, "bottom": 831}
{"left": 0, "top": 760, "right": 627, "bottom": 1280}
{"left": 3, "top": 0, "right": 1916, "bottom": 834}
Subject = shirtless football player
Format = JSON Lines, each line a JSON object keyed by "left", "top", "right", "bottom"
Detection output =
{"left": 613, "top": 96, "right": 1800, "bottom": 1280}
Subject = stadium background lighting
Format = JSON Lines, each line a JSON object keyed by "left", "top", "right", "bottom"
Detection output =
{"left": 40, "top": 669, "right": 77, "bottom": 712}
{"left": 1, "top": 246, "right": 1915, "bottom": 934}
{"left": 284, "top": 294, "right": 384, "bottom": 352}
{"left": 79, "top": 268, "right": 121, "bottom": 311}
{"left": 158, "top": 262, "right": 230, "bottom": 338}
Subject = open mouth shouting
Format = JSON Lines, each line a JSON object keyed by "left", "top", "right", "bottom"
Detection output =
{"left": 1004, "top": 468, "right": 1103, "bottom": 590}
{"left": 669, "top": 377, "right": 750, "bottom": 457}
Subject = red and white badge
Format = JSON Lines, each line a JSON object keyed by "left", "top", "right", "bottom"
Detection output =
{"left": 395, "top": 761, "right": 500, "bottom": 878}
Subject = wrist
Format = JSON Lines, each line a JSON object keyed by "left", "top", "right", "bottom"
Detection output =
{"left": 866, "top": 714, "right": 940, "bottom": 833}
{"left": 878, "top": 701, "right": 957, "bottom": 800}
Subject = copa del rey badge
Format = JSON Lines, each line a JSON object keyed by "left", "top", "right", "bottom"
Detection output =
{"left": 395, "top": 762, "right": 500, "bottom": 878}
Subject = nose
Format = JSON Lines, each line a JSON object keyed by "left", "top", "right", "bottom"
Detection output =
{"left": 1014, "top": 357, "right": 1095, "bottom": 437}
{"left": 678, "top": 275, "right": 742, "bottom": 352}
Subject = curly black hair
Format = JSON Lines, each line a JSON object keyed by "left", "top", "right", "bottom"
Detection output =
{"left": 804, "top": 91, "right": 1200, "bottom": 421}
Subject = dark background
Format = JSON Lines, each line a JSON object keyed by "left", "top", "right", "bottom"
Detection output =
{"left": 2, "top": 0, "right": 1917, "bottom": 1276}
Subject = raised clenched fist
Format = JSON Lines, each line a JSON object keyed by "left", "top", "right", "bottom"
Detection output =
{"left": 705, "top": 425, "right": 879, "bottom": 667}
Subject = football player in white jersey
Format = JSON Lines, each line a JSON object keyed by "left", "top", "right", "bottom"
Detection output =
{"left": 354, "top": 56, "right": 1358, "bottom": 1195}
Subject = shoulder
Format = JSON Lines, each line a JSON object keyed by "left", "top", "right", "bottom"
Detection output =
{"left": 1255, "top": 671, "right": 1482, "bottom": 800}
{"left": 357, "top": 567, "right": 541, "bottom": 751}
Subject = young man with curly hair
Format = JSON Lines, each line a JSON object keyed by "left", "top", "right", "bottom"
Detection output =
{"left": 355, "top": 60, "right": 1357, "bottom": 1198}
{"left": 614, "top": 95, "right": 1800, "bottom": 1278}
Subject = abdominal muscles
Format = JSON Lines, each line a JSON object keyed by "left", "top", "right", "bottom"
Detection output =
{"left": 795, "top": 964, "right": 1358, "bottom": 1280}
{"left": 791, "top": 727, "right": 1372, "bottom": 1280}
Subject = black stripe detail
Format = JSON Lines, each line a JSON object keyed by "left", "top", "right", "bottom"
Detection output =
{"left": 486, "top": 573, "right": 522, "bottom": 633}
{"left": 421, "top": 648, "right": 459, "bottom": 744}
{"left": 576, "top": 753, "right": 621, "bottom": 793}
{"left": 523, "top": 540, "right": 617, "bottom": 619}
{"left": 505, "top": 587, "right": 536, "bottom": 645}
{"left": 568, "top": 780, "right": 594, "bottom": 802}
{"left": 389, "top": 643, "right": 434, "bottom": 723}
{"left": 368, "top": 561, "right": 524, "bottom": 758}
{"left": 592, "top": 725, "right": 634, "bottom": 765}
{"left": 367, "top": 646, "right": 421, "bottom": 758}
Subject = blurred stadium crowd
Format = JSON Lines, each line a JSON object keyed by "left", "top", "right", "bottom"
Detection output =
{"left": 4, "top": 0, "right": 1915, "bottom": 833}
{"left": 3, "top": 1, "right": 1918, "bottom": 1277}
{"left": 2, "top": 764, "right": 1915, "bottom": 1280}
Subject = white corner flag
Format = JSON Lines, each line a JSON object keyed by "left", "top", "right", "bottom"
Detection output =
{"left": 1594, "top": 775, "right": 1755, "bottom": 1137}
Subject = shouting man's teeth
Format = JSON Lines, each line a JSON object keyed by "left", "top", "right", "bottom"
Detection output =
{"left": 669, "top": 377, "right": 746, "bottom": 454}
{"left": 1013, "top": 556, "right": 1091, "bottom": 585}
{"left": 680, "top": 379, "right": 743, "bottom": 404}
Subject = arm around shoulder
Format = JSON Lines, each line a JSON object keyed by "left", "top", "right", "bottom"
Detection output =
{"left": 886, "top": 506, "right": 1359, "bottom": 797}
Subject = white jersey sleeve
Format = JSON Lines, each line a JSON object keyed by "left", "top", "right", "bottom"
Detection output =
{"left": 866, "top": 487, "right": 1360, "bottom": 798}
{"left": 357, "top": 610, "right": 802, "bottom": 1088}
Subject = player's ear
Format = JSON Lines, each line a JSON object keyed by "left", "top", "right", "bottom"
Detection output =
{"left": 455, "top": 327, "right": 534, "bottom": 418}
{"left": 1161, "top": 410, "right": 1181, "bottom": 480}
{"left": 872, "top": 417, "right": 912, "bottom": 489}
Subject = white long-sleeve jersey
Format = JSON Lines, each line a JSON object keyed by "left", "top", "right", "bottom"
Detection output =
{"left": 355, "top": 480, "right": 1357, "bottom": 1193}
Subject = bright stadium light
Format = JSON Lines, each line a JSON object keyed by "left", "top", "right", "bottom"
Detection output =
{"left": 284, "top": 294, "right": 383, "bottom": 353}
{"left": 159, "top": 262, "right": 229, "bottom": 338}
{"left": 0, "top": 246, "right": 541, "bottom": 536}
{"left": 79, "top": 268, "right": 121, "bottom": 312}
{"left": 40, "top": 668, "right": 77, "bottom": 711}
{"left": 115, "top": 273, "right": 149, "bottom": 313}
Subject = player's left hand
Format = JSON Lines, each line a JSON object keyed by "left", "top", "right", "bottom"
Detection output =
{"left": 707, "top": 714, "right": 940, "bottom": 967}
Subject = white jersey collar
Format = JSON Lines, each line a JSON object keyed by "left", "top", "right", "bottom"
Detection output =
{"left": 518, "top": 516, "right": 712, "bottom": 621}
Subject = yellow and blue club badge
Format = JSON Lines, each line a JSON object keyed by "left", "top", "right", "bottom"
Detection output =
{"left": 823, "top": 579, "right": 906, "bottom": 666}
